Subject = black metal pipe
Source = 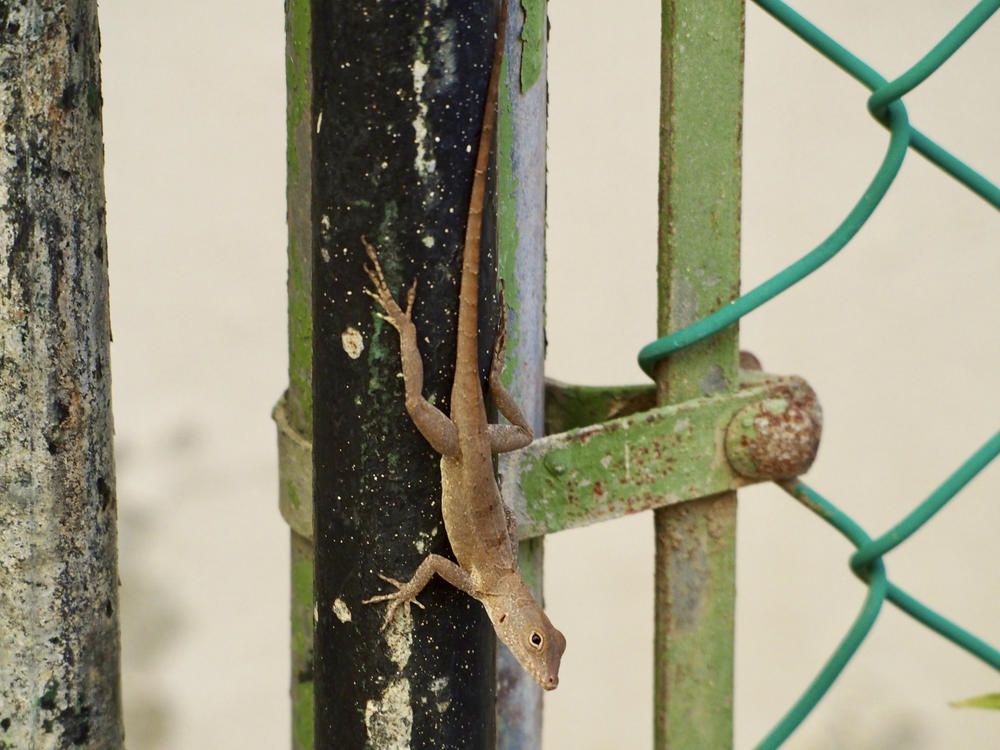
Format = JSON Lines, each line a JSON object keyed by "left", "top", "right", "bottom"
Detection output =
{"left": 312, "top": 1, "right": 502, "bottom": 747}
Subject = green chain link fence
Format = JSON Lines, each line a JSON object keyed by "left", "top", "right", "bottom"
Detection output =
{"left": 639, "top": 0, "right": 1000, "bottom": 746}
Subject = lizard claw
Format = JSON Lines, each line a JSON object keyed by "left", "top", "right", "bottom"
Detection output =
{"left": 376, "top": 573, "right": 404, "bottom": 588}
{"left": 362, "top": 573, "right": 425, "bottom": 630}
{"left": 361, "top": 237, "right": 416, "bottom": 330}
{"left": 405, "top": 278, "right": 417, "bottom": 315}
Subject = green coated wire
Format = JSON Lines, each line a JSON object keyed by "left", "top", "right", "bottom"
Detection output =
{"left": 756, "top": 480, "right": 888, "bottom": 750}
{"left": 636, "top": 0, "right": 1000, "bottom": 745}
{"left": 637, "top": 100, "right": 907, "bottom": 373}
{"left": 867, "top": 0, "right": 1000, "bottom": 116}
{"left": 851, "top": 429, "right": 1000, "bottom": 570}
{"left": 637, "top": 0, "right": 1000, "bottom": 376}
{"left": 767, "top": 479, "right": 1000, "bottom": 748}
{"left": 886, "top": 582, "right": 1000, "bottom": 671}
{"left": 908, "top": 127, "right": 1000, "bottom": 209}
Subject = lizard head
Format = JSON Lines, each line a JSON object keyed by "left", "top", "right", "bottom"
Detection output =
{"left": 483, "top": 578, "right": 566, "bottom": 690}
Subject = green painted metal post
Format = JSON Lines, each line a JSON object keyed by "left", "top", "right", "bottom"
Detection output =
{"left": 653, "top": 1, "right": 744, "bottom": 747}
{"left": 282, "top": 0, "right": 315, "bottom": 748}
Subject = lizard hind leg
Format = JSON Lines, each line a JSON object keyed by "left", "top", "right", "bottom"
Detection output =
{"left": 360, "top": 236, "right": 460, "bottom": 456}
{"left": 487, "top": 281, "right": 534, "bottom": 453}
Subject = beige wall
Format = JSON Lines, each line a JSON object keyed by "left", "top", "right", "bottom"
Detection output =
{"left": 99, "top": 1, "right": 1000, "bottom": 747}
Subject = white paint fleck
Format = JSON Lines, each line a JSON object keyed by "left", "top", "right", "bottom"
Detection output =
{"left": 384, "top": 608, "right": 414, "bottom": 669}
{"left": 316, "top": 111, "right": 323, "bottom": 133}
{"left": 313, "top": 605, "right": 318, "bottom": 623}
{"left": 365, "top": 678, "right": 413, "bottom": 750}
{"left": 342, "top": 327, "right": 364, "bottom": 359}
{"left": 332, "top": 598, "right": 352, "bottom": 623}
{"left": 320, "top": 246, "right": 331, "bottom": 263}
{"left": 430, "top": 676, "right": 451, "bottom": 713}
{"left": 411, "top": 58, "right": 437, "bottom": 179}
{"left": 422, "top": 235, "right": 435, "bottom": 248}
{"left": 321, "top": 214, "right": 331, "bottom": 230}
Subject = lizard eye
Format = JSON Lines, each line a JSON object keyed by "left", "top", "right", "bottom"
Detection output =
{"left": 528, "top": 631, "right": 544, "bottom": 651}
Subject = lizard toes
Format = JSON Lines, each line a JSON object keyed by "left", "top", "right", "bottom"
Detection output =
{"left": 379, "top": 607, "right": 397, "bottom": 632}
{"left": 376, "top": 573, "right": 404, "bottom": 588}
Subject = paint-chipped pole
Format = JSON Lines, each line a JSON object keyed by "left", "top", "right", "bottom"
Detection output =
{"left": 653, "top": 0, "right": 744, "bottom": 747}
{"left": 0, "top": 2, "right": 124, "bottom": 747}
{"left": 312, "top": 2, "right": 506, "bottom": 747}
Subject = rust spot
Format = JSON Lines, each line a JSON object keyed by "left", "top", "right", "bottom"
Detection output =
{"left": 739, "top": 350, "right": 762, "bottom": 371}
{"left": 725, "top": 380, "right": 822, "bottom": 480}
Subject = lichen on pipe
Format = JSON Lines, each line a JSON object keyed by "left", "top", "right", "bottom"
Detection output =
{"left": 0, "top": 2, "right": 124, "bottom": 746}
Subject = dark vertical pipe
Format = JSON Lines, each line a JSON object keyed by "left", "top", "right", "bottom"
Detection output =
{"left": 0, "top": 1, "right": 124, "bottom": 746}
{"left": 312, "top": 1, "right": 502, "bottom": 747}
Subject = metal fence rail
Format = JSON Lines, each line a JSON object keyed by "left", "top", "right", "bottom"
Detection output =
{"left": 639, "top": 1, "right": 1000, "bottom": 747}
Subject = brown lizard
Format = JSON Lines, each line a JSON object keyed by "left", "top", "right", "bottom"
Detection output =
{"left": 360, "top": 0, "right": 565, "bottom": 691}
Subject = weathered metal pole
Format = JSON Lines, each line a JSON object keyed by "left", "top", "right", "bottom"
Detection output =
{"left": 493, "top": 1, "right": 549, "bottom": 747}
{"left": 279, "top": 0, "right": 316, "bottom": 748}
{"left": 0, "top": 2, "right": 124, "bottom": 747}
{"left": 311, "top": 2, "right": 504, "bottom": 747}
{"left": 653, "top": 0, "right": 744, "bottom": 747}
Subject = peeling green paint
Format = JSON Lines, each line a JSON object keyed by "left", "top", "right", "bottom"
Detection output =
{"left": 375, "top": 202, "right": 401, "bottom": 252}
{"left": 284, "top": 3, "right": 314, "bottom": 748}
{"left": 544, "top": 382, "right": 656, "bottom": 434}
{"left": 288, "top": 479, "right": 301, "bottom": 511}
{"left": 275, "top": 395, "right": 314, "bottom": 540}
{"left": 504, "top": 377, "right": 815, "bottom": 539}
{"left": 288, "top": 236, "right": 313, "bottom": 429}
{"left": 518, "top": 0, "right": 545, "bottom": 92}
{"left": 497, "top": 53, "right": 520, "bottom": 390}
{"left": 286, "top": 0, "right": 312, "bottom": 181}
{"left": 516, "top": 542, "right": 540, "bottom": 591}
{"left": 653, "top": 0, "right": 744, "bottom": 746}
{"left": 291, "top": 537, "right": 315, "bottom": 750}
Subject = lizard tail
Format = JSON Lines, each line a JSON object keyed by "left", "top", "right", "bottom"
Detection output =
{"left": 454, "top": 0, "right": 508, "bottom": 383}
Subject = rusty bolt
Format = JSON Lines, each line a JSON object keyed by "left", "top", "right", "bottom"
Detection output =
{"left": 725, "top": 378, "right": 822, "bottom": 481}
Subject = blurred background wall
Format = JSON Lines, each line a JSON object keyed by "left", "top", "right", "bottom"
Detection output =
{"left": 98, "top": 1, "right": 1000, "bottom": 747}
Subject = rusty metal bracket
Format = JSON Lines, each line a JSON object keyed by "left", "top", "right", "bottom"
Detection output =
{"left": 275, "top": 394, "right": 314, "bottom": 541}
{"left": 274, "top": 370, "right": 821, "bottom": 544}
{"left": 501, "top": 371, "right": 820, "bottom": 539}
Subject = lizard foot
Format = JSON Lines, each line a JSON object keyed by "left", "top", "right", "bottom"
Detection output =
{"left": 362, "top": 573, "right": 426, "bottom": 631}
{"left": 361, "top": 236, "right": 417, "bottom": 332}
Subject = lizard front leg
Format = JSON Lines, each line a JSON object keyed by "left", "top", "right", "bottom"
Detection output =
{"left": 362, "top": 553, "right": 477, "bottom": 629}
{"left": 363, "top": 237, "right": 459, "bottom": 457}
{"left": 487, "top": 287, "right": 534, "bottom": 453}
